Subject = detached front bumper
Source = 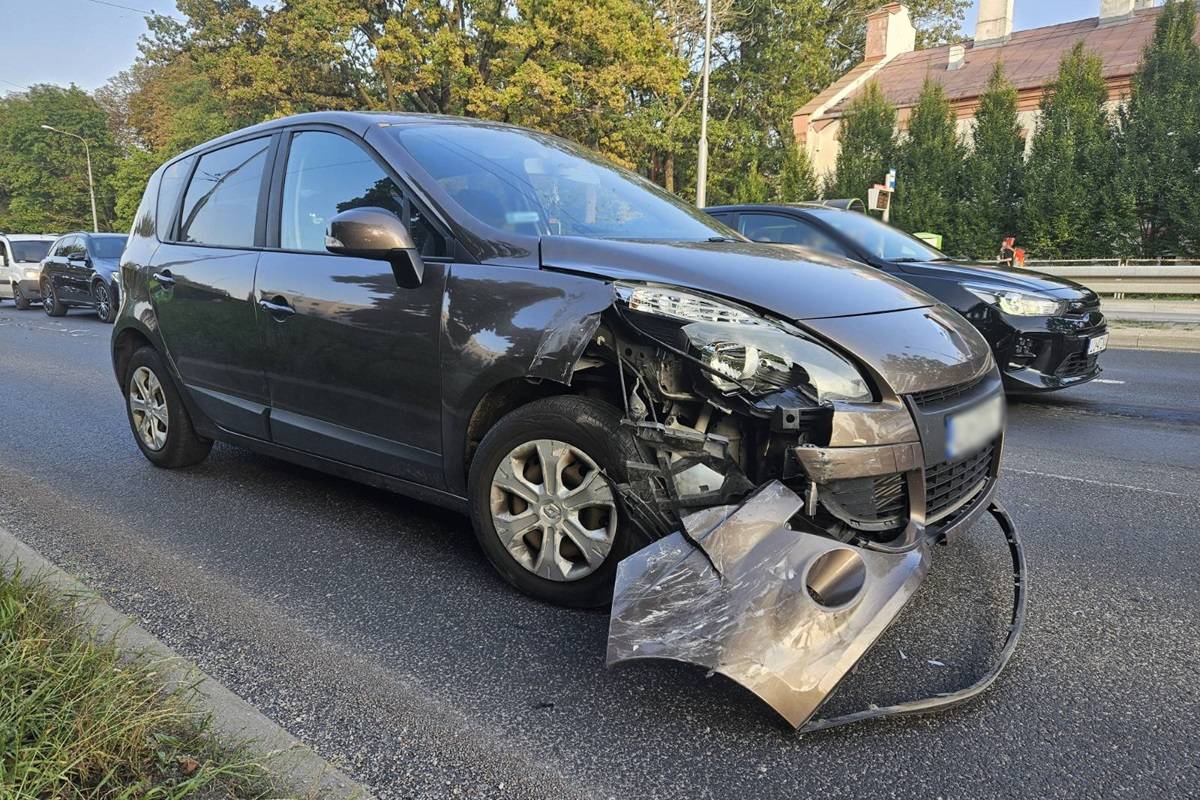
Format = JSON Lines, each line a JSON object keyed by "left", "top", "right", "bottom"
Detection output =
{"left": 607, "top": 482, "right": 1026, "bottom": 731}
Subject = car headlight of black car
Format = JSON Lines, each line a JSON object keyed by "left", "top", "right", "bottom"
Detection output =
{"left": 965, "top": 284, "right": 1064, "bottom": 317}
{"left": 615, "top": 282, "right": 872, "bottom": 403}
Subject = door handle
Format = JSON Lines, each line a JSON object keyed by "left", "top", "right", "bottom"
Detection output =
{"left": 152, "top": 270, "right": 175, "bottom": 286}
{"left": 259, "top": 296, "right": 296, "bottom": 319}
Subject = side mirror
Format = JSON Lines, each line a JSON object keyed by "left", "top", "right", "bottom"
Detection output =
{"left": 325, "top": 206, "right": 424, "bottom": 289}
{"left": 68, "top": 253, "right": 88, "bottom": 265}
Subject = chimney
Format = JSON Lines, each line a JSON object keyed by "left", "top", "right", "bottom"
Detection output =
{"left": 975, "top": 0, "right": 1014, "bottom": 46}
{"left": 947, "top": 43, "right": 966, "bottom": 70}
{"left": 865, "top": 4, "right": 917, "bottom": 62}
{"left": 1100, "top": 0, "right": 1136, "bottom": 22}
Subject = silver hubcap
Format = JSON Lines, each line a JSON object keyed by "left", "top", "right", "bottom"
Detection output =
{"left": 489, "top": 439, "right": 617, "bottom": 582}
{"left": 128, "top": 366, "right": 169, "bottom": 451}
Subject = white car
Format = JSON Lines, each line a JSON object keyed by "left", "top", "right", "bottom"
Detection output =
{"left": 0, "top": 233, "right": 58, "bottom": 309}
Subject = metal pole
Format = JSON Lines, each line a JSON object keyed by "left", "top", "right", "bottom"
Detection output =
{"left": 695, "top": 0, "right": 713, "bottom": 208}
{"left": 82, "top": 138, "right": 98, "bottom": 232}
{"left": 40, "top": 125, "right": 98, "bottom": 232}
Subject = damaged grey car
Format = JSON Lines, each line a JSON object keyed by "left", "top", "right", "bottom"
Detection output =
{"left": 114, "top": 112, "right": 1025, "bottom": 731}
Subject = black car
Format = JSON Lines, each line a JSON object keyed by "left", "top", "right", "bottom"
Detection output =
{"left": 706, "top": 203, "right": 1109, "bottom": 393}
{"left": 41, "top": 232, "right": 128, "bottom": 322}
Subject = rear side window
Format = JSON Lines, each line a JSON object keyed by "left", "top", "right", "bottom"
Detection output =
{"left": 157, "top": 155, "right": 196, "bottom": 241}
{"left": 178, "top": 138, "right": 270, "bottom": 248}
{"left": 279, "top": 131, "right": 446, "bottom": 257}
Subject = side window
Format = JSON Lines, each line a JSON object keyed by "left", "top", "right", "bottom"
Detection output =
{"left": 739, "top": 213, "right": 847, "bottom": 256}
{"left": 157, "top": 155, "right": 196, "bottom": 241}
{"left": 57, "top": 237, "right": 79, "bottom": 258}
{"left": 178, "top": 138, "right": 270, "bottom": 248}
{"left": 708, "top": 212, "right": 735, "bottom": 226}
{"left": 280, "top": 131, "right": 447, "bottom": 257}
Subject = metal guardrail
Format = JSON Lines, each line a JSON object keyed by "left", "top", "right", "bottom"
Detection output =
{"left": 1024, "top": 261, "right": 1200, "bottom": 296}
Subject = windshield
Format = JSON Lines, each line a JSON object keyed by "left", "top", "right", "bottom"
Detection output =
{"left": 392, "top": 124, "right": 731, "bottom": 241}
{"left": 9, "top": 240, "right": 52, "bottom": 262}
{"left": 90, "top": 236, "right": 127, "bottom": 260}
{"left": 805, "top": 209, "right": 947, "bottom": 262}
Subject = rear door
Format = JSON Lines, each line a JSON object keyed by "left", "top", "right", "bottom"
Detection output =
{"left": 254, "top": 127, "right": 450, "bottom": 485}
{"left": 44, "top": 236, "right": 77, "bottom": 300}
{"left": 148, "top": 135, "right": 277, "bottom": 439}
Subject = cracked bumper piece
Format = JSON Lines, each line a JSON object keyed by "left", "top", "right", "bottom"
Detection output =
{"left": 606, "top": 481, "right": 1027, "bottom": 731}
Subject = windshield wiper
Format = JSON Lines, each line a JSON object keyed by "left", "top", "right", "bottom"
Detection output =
{"left": 707, "top": 236, "right": 739, "bottom": 243}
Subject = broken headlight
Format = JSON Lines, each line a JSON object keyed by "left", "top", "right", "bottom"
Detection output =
{"left": 616, "top": 283, "right": 872, "bottom": 403}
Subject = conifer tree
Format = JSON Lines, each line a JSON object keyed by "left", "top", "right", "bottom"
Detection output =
{"left": 1022, "top": 43, "right": 1136, "bottom": 258}
{"left": 778, "top": 140, "right": 821, "bottom": 202}
{"left": 894, "top": 78, "right": 964, "bottom": 242}
{"left": 829, "top": 82, "right": 897, "bottom": 204}
{"left": 1122, "top": 0, "right": 1200, "bottom": 256}
{"left": 958, "top": 62, "right": 1025, "bottom": 259}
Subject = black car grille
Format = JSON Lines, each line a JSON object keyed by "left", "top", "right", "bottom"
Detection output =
{"left": 1055, "top": 352, "right": 1099, "bottom": 379}
{"left": 925, "top": 443, "right": 996, "bottom": 522}
{"left": 910, "top": 374, "right": 985, "bottom": 409}
{"left": 823, "top": 472, "right": 907, "bottom": 525}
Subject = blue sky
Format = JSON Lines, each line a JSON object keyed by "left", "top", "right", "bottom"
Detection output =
{"left": 0, "top": 0, "right": 1113, "bottom": 96}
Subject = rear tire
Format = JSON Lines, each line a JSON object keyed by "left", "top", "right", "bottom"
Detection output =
{"left": 123, "top": 346, "right": 212, "bottom": 468}
{"left": 468, "top": 395, "right": 648, "bottom": 608}
{"left": 41, "top": 278, "right": 66, "bottom": 317}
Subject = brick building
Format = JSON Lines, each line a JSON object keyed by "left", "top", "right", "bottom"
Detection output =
{"left": 793, "top": 0, "right": 1194, "bottom": 177}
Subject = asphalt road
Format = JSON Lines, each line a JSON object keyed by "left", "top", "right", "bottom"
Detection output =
{"left": 2, "top": 304, "right": 1198, "bottom": 800}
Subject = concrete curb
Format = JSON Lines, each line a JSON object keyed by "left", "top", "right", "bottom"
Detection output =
{"left": 1108, "top": 326, "right": 1200, "bottom": 352}
{"left": 0, "top": 526, "right": 376, "bottom": 800}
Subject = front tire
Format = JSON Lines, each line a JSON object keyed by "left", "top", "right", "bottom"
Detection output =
{"left": 123, "top": 346, "right": 212, "bottom": 468}
{"left": 468, "top": 395, "right": 647, "bottom": 608}
{"left": 41, "top": 278, "right": 66, "bottom": 317}
{"left": 12, "top": 286, "right": 30, "bottom": 310}
{"left": 93, "top": 280, "right": 116, "bottom": 323}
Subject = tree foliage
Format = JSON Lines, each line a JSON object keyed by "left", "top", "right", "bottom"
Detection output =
{"left": 0, "top": 85, "right": 119, "bottom": 232}
{"left": 893, "top": 78, "right": 963, "bottom": 237}
{"left": 956, "top": 62, "right": 1025, "bottom": 258}
{"left": 829, "top": 82, "right": 896, "bottom": 203}
{"left": 1122, "top": 0, "right": 1200, "bottom": 257}
{"left": 1021, "top": 43, "right": 1137, "bottom": 258}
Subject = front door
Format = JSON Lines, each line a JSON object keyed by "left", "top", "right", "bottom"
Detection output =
{"left": 149, "top": 135, "right": 276, "bottom": 439}
{"left": 43, "top": 236, "right": 76, "bottom": 300}
{"left": 255, "top": 129, "right": 449, "bottom": 486}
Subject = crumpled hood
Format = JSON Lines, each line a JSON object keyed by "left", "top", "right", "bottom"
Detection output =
{"left": 541, "top": 237, "right": 936, "bottom": 320}
{"left": 897, "top": 259, "right": 1098, "bottom": 301}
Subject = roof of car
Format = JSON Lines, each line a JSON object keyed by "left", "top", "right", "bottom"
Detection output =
{"left": 0, "top": 233, "right": 59, "bottom": 241}
{"left": 169, "top": 110, "right": 525, "bottom": 166}
{"left": 704, "top": 202, "right": 832, "bottom": 213}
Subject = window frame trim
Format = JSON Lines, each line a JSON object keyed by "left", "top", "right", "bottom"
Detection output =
{"left": 165, "top": 132, "right": 281, "bottom": 251}
{"left": 263, "top": 123, "right": 456, "bottom": 263}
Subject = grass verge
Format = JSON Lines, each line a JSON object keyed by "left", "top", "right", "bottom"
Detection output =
{"left": 0, "top": 564, "right": 280, "bottom": 799}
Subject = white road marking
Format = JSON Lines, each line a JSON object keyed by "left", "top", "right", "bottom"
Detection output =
{"left": 1006, "top": 467, "right": 1190, "bottom": 498}
{"left": 1093, "top": 379, "right": 1126, "bottom": 385}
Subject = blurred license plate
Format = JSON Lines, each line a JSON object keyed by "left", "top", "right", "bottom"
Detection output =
{"left": 1088, "top": 333, "right": 1109, "bottom": 355}
{"left": 945, "top": 393, "right": 1004, "bottom": 461}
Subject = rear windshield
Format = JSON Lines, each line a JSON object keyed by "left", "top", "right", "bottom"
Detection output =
{"left": 9, "top": 240, "right": 52, "bottom": 262}
{"left": 392, "top": 124, "right": 730, "bottom": 241}
{"left": 90, "top": 236, "right": 128, "bottom": 260}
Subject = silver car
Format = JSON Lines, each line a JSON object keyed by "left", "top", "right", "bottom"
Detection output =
{"left": 0, "top": 233, "right": 57, "bottom": 308}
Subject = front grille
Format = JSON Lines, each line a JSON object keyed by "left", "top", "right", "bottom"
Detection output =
{"left": 1055, "top": 352, "right": 1099, "bottom": 379}
{"left": 925, "top": 443, "right": 996, "bottom": 522}
{"left": 823, "top": 472, "right": 907, "bottom": 527}
{"left": 910, "top": 374, "right": 985, "bottom": 409}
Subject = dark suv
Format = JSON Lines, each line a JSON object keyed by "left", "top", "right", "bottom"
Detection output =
{"left": 113, "top": 112, "right": 1006, "bottom": 611}
{"left": 41, "top": 232, "right": 128, "bottom": 322}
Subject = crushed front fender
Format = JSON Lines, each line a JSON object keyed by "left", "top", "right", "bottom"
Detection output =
{"left": 606, "top": 481, "right": 1027, "bottom": 731}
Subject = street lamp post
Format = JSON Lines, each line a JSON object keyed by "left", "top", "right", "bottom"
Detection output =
{"left": 40, "top": 124, "right": 98, "bottom": 232}
{"left": 695, "top": 0, "right": 713, "bottom": 208}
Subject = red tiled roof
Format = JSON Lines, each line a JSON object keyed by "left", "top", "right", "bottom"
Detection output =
{"left": 822, "top": 6, "right": 1193, "bottom": 116}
